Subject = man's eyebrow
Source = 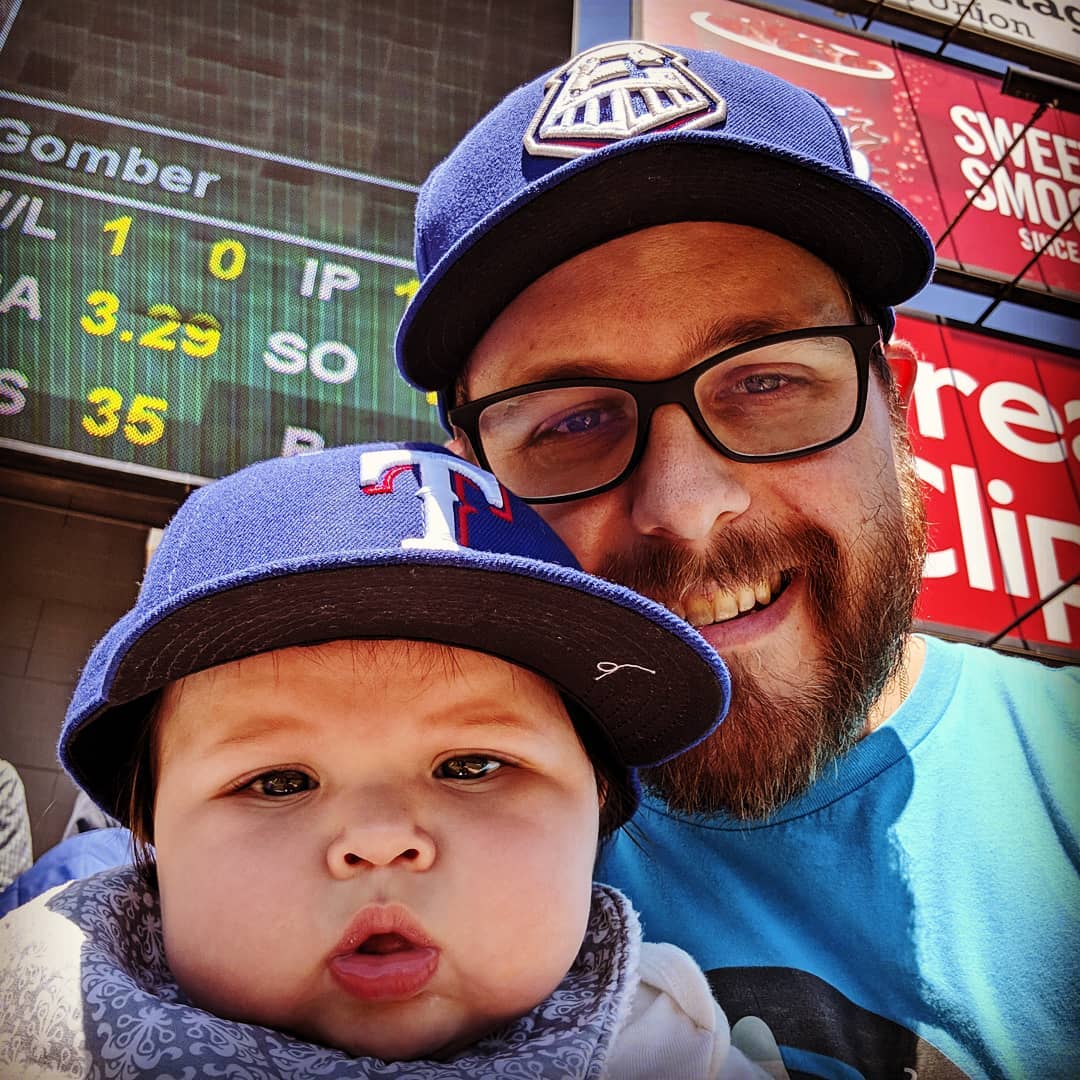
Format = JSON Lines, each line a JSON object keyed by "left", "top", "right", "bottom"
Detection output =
{"left": 500, "top": 315, "right": 808, "bottom": 385}
{"left": 511, "top": 357, "right": 623, "bottom": 382}
{"left": 683, "top": 314, "right": 802, "bottom": 362}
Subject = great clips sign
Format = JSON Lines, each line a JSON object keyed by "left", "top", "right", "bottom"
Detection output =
{"left": 897, "top": 314, "right": 1078, "bottom": 659}
{"left": 639, "top": 0, "right": 1080, "bottom": 301}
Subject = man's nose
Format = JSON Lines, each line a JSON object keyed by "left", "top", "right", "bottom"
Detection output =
{"left": 326, "top": 800, "right": 437, "bottom": 878}
{"left": 629, "top": 404, "right": 751, "bottom": 543}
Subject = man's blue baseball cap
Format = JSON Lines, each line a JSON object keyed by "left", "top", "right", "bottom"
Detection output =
{"left": 59, "top": 442, "right": 730, "bottom": 825}
{"left": 396, "top": 40, "right": 935, "bottom": 423}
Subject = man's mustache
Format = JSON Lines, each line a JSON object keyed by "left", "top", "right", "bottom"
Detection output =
{"left": 597, "top": 520, "right": 836, "bottom": 608}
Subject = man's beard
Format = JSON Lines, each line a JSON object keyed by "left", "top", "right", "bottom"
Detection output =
{"left": 599, "top": 441, "right": 927, "bottom": 820}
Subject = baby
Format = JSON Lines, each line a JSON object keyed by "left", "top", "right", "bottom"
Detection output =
{"left": 0, "top": 442, "right": 781, "bottom": 1078}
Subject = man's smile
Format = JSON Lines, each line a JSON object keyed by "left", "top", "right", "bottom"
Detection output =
{"left": 670, "top": 571, "right": 789, "bottom": 627}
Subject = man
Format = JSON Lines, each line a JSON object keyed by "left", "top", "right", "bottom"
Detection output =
{"left": 395, "top": 40, "right": 1079, "bottom": 1079}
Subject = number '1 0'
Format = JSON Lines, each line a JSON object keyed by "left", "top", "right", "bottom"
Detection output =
{"left": 103, "top": 217, "right": 245, "bottom": 280}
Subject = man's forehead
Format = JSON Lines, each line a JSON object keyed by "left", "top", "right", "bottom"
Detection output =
{"left": 461, "top": 222, "right": 855, "bottom": 392}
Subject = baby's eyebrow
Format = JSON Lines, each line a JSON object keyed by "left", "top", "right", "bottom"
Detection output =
{"left": 202, "top": 704, "right": 554, "bottom": 750}
{"left": 205, "top": 713, "right": 316, "bottom": 750}
{"left": 444, "top": 709, "right": 551, "bottom": 734}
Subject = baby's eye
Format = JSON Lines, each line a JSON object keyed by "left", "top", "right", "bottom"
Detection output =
{"left": 249, "top": 769, "right": 316, "bottom": 797}
{"left": 435, "top": 756, "right": 503, "bottom": 781}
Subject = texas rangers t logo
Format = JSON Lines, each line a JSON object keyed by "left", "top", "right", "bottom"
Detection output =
{"left": 359, "top": 448, "right": 511, "bottom": 551}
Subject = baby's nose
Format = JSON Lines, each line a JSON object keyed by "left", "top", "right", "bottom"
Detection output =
{"left": 326, "top": 818, "right": 436, "bottom": 877}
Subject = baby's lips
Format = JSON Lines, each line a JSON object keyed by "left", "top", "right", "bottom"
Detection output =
{"left": 332, "top": 902, "right": 437, "bottom": 957}
{"left": 329, "top": 903, "right": 441, "bottom": 1002}
{"left": 329, "top": 944, "right": 440, "bottom": 1002}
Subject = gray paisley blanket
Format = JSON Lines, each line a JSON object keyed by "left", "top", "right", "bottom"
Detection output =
{"left": 0, "top": 867, "right": 640, "bottom": 1079}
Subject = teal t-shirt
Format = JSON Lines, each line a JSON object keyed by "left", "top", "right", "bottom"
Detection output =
{"left": 598, "top": 636, "right": 1079, "bottom": 1079}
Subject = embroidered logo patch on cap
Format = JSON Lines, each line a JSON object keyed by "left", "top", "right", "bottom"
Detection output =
{"left": 360, "top": 447, "right": 513, "bottom": 551}
{"left": 525, "top": 41, "right": 727, "bottom": 160}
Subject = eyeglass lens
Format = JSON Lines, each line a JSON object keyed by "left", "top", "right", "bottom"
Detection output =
{"left": 474, "top": 333, "right": 861, "bottom": 500}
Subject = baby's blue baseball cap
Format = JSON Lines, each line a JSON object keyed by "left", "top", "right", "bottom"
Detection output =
{"left": 60, "top": 442, "right": 730, "bottom": 825}
{"left": 396, "top": 40, "right": 935, "bottom": 425}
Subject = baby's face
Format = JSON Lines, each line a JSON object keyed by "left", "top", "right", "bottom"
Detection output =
{"left": 151, "top": 639, "right": 600, "bottom": 1061}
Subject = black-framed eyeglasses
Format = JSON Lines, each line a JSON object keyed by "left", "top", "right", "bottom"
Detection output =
{"left": 448, "top": 324, "right": 882, "bottom": 504}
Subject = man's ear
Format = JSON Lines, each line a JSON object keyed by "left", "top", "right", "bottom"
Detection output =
{"left": 596, "top": 774, "right": 609, "bottom": 810}
{"left": 885, "top": 338, "right": 919, "bottom": 406}
{"left": 445, "top": 432, "right": 476, "bottom": 461}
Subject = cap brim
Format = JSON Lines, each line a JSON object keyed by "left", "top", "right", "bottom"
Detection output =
{"left": 62, "top": 550, "right": 728, "bottom": 821}
{"left": 399, "top": 133, "right": 934, "bottom": 397}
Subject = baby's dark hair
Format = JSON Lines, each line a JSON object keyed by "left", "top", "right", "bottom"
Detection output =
{"left": 124, "top": 665, "right": 637, "bottom": 891}
{"left": 560, "top": 694, "right": 638, "bottom": 840}
{"left": 126, "top": 693, "right": 159, "bottom": 889}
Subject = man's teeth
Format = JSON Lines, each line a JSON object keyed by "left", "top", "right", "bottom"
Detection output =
{"left": 714, "top": 592, "right": 739, "bottom": 621}
{"left": 677, "top": 575, "right": 783, "bottom": 628}
{"left": 686, "top": 596, "right": 713, "bottom": 626}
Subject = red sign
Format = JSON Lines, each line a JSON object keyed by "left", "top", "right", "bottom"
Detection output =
{"left": 638, "top": 0, "right": 1080, "bottom": 300}
{"left": 897, "top": 313, "right": 1079, "bottom": 658}
{"left": 902, "top": 53, "right": 1080, "bottom": 296}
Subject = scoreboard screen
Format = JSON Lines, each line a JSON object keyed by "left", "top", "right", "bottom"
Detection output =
{"left": 0, "top": 0, "right": 571, "bottom": 483}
